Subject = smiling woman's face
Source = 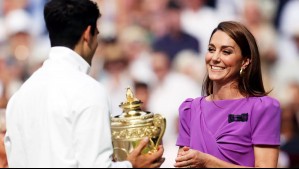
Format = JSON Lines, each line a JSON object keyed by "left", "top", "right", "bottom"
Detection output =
{"left": 205, "top": 30, "right": 245, "bottom": 84}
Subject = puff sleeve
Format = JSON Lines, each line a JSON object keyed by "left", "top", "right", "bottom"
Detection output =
{"left": 251, "top": 96, "right": 281, "bottom": 146}
{"left": 176, "top": 98, "right": 194, "bottom": 147}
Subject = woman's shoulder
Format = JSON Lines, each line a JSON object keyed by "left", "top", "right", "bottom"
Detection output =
{"left": 250, "top": 96, "right": 280, "bottom": 108}
{"left": 179, "top": 97, "right": 204, "bottom": 113}
{"left": 180, "top": 97, "right": 204, "bottom": 108}
{"left": 249, "top": 96, "right": 281, "bottom": 116}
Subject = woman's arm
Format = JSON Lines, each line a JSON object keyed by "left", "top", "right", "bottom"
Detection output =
{"left": 254, "top": 146, "right": 279, "bottom": 168}
{"left": 175, "top": 146, "right": 279, "bottom": 168}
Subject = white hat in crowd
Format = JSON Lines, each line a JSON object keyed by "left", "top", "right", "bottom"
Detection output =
{"left": 4, "top": 9, "right": 32, "bottom": 37}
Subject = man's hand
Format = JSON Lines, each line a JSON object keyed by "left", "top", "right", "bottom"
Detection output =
{"left": 127, "top": 138, "right": 165, "bottom": 168}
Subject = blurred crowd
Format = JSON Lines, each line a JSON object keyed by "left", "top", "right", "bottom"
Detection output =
{"left": 0, "top": 0, "right": 299, "bottom": 168}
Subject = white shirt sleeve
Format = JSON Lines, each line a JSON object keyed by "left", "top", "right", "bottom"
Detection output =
{"left": 73, "top": 87, "right": 132, "bottom": 168}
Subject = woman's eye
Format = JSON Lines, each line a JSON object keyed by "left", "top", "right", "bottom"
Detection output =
{"left": 223, "top": 51, "right": 232, "bottom": 55}
{"left": 208, "top": 47, "right": 215, "bottom": 53}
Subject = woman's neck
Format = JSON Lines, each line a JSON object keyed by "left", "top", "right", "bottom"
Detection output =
{"left": 210, "top": 81, "right": 245, "bottom": 101}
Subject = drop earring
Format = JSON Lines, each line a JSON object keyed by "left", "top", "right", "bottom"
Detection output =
{"left": 240, "top": 68, "right": 244, "bottom": 76}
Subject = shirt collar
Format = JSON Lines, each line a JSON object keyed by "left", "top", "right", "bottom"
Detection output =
{"left": 48, "top": 47, "right": 90, "bottom": 74}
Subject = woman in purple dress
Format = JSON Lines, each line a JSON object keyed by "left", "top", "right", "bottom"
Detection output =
{"left": 175, "top": 21, "right": 281, "bottom": 168}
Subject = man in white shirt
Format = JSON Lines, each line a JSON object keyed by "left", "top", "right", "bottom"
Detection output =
{"left": 4, "top": 0, "right": 164, "bottom": 168}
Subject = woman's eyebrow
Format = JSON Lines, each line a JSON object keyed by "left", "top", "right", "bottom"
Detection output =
{"left": 209, "top": 44, "right": 235, "bottom": 49}
{"left": 221, "top": 45, "right": 235, "bottom": 49}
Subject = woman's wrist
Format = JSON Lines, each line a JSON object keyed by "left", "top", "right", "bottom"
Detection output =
{"left": 201, "top": 152, "right": 211, "bottom": 168}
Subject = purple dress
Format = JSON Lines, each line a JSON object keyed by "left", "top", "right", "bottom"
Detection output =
{"left": 176, "top": 96, "right": 281, "bottom": 167}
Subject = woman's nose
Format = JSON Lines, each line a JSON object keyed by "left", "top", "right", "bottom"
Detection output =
{"left": 211, "top": 51, "right": 221, "bottom": 62}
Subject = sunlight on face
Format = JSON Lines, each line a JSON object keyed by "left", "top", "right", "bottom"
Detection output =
{"left": 205, "top": 31, "right": 243, "bottom": 84}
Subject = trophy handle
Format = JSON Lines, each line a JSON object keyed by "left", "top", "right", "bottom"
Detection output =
{"left": 153, "top": 114, "right": 166, "bottom": 149}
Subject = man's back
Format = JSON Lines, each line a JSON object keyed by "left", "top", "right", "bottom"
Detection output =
{"left": 4, "top": 47, "right": 116, "bottom": 167}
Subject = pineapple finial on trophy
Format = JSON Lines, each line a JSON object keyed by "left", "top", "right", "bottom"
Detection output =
{"left": 126, "top": 87, "right": 136, "bottom": 102}
{"left": 119, "top": 87, "right": 143, "bottom": 116}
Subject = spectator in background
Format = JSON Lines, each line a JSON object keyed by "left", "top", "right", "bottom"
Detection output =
{"left": 280, "top": 105, "right": 298, "bottom": 148}
{"left": 286, "top": 83, "right": 299, "bottom": 129}
{"left": 95, "top": 0, "right": 119, "bottom": 39}
{"left": 134, "top": 81, "right": 150, "bottom": 111}
{"left": 277, "top": 0, "right": 299, "bottom": 62}
{"left": 0, "top": 109, "right": 7, "bottom": 168}
{"left": 0, "top": 87, "right": 7, "bottom": 109}
{"left": 3, "top": 9, "right": 49, "bottom": 99}
{"left": 0, "top": 58, "right": 8, "bottom": 109}
{"left": 142, "top": 0, "right": 169, "bottom": 39}
{"left": 0, "top": 0, "right": 48, "bottom": 40}
{"left": 148, "top": 51, "right": 200, "bottom": 168}
{"left": 273, "top": 29, "right": 299, "bottom": 101}
{"left": 4, "top": 9, "right": 32, "bottom": 62}
{"left": 97, "top": 39, "right": 133, "bottom": 116}
{"left": 2, "top": 9, "right": 35, "bottom": 100}
{"left": 278, "top": 0, "right": 299, "bottom": 38}
{"left": 180, "top": 0, "right": 220, "bottom": 55}
{"left": 1, "top": 0, "right": 29, "bottom": 16}
{"left": 279, "top": 82, "right": 299, "bottom": 167}
{"left": 173, "top": 50, "right": 205, "bottom": 85}
{"left": 152, "top": 0, "right": 200, "bottom": 62}
{"left": 0, "top": 86, "right": 4, "bottom": 108}
{"left": 215, "top": 0, "right": 244, "bottom": 21}
{"left": 96, "top": 0, "right": 169, "bottom": 40}
{"left": 96, "top": 25, "right": 156, "bottom": 115}
{"left": 116, "top": 0, "right": 145, "bottom": 32}
{"left": 27, "top": 0, "right": 48, "bottom": 37}
{"left": 0, "top": 19, "right": 5, "bottom": 45}
{"left": 242, "top": 0, "right": 278, "bottom": 93}
{"left": 293, "top": 29, "right": 299, "bottom": 54}
{"left": 0, "top": 133, "right": 7, "bottom": 168}
{"left": 119, "top": 25, "right": 155, "bottom": 85}
{"left": 273, "top": 0, "right": 290, "bottom": 29}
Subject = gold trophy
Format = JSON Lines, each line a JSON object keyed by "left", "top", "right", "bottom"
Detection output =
{"left": 111, "top": 88, "right": 166, "bottom": 161}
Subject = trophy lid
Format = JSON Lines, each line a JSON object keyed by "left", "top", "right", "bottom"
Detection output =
{"left": 118, "top": 88, "right": 148, "bottom": 117}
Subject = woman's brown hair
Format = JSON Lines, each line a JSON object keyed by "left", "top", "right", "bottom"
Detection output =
{"left": 202, "top": 21, "right": 268, "bottom": 97}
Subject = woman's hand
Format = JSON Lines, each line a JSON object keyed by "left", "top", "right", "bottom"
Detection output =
{"left": 175, "top": 146, "right": 279, "bottom": 168}
{"left": 175, "top": 147, "right": 208, "bottom": 168}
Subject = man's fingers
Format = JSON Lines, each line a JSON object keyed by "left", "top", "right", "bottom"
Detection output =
{"left": 156, "top": 146, "right": 164, "bottom": 158}
{"left": 149, "top": 145, "right": 164, "bottom": 162}
{"left": 151, "top": 158, "right": 165, "bottom": 168}
{"left": 142, "top": 145, "right": 165, "bottom": 166}
{"left": 133, "top": 137, "right": 149, "bottom": 155}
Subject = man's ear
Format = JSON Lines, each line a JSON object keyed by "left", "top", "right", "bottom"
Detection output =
{"left": 83, "top": 26, "right": 92, "bottom": 44}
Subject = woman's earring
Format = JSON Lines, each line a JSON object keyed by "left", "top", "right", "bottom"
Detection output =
{"left": 240, "top": 68, "right": 244, "bottom": 76}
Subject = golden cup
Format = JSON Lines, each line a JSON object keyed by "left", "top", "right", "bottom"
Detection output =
{"left": 111, "top": 88, "right": 166, "bottom": 161}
